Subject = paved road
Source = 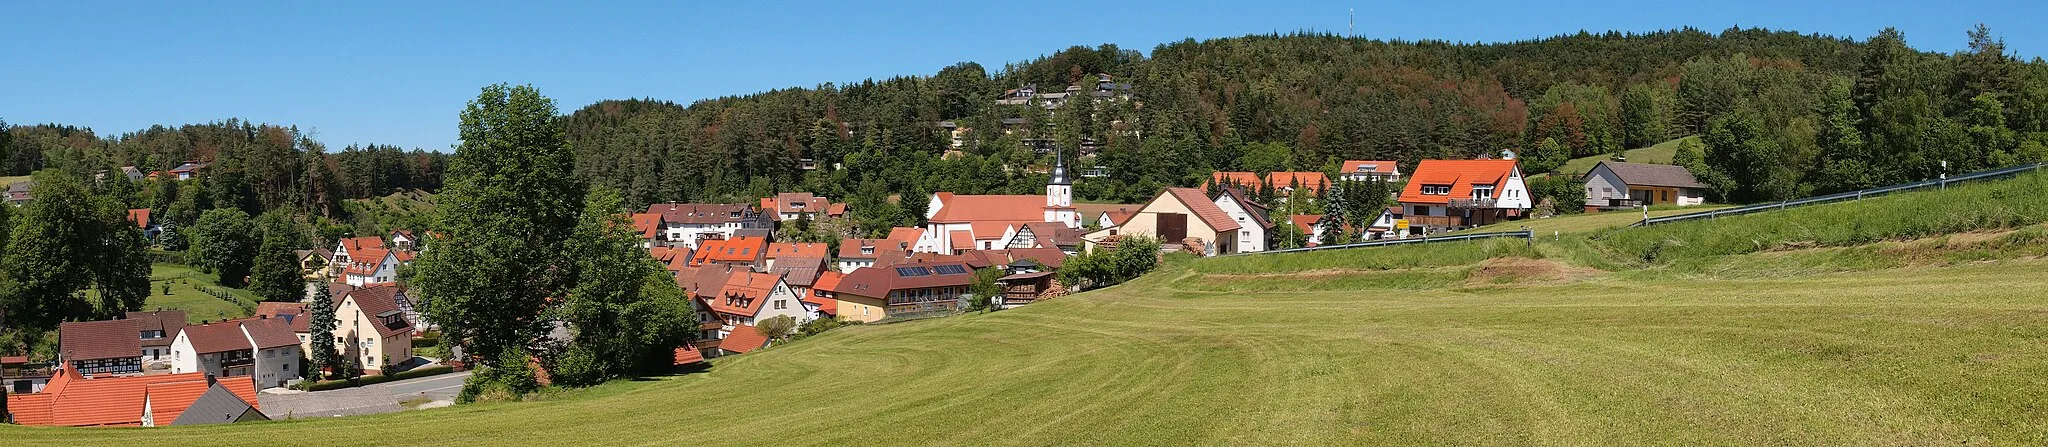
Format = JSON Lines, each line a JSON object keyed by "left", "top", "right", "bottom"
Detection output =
{"left": 259, "top": 371, "right": 470, "bottom": 419}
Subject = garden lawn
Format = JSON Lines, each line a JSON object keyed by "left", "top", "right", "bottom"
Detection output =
{"left": 141, "top": 264, "right": 255, "bottom": 322}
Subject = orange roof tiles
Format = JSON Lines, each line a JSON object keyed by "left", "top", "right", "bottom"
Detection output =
{"left": 8, "top": 369, "right": 259, "bottom": 427}
{"left": 126, "top": 209, "right": 151, "bottom": 228}
{"left": 629, "top": 213, "right": 664, "bottom": 239}
{"left": 1164, "top": 187, "right": 1242, "bottom": 233}
{"left": 1398, "top": 159, "right": 1520, "bottom": 205}
{"left": 673, "top": 345, "right": 705, "bottom": 365}
{"left": 928, "top": 194, "right": 1046, "bottom": 223}
{"left": 1340, "top": 160, "right": 1399, "bottom": 174}
{"left": 705, "top": 270, "right": 782, "bottom": 317}
{"left": 720, "top": 325, "right": 769, "bottom": 354}
{"left": 764, "top": 242, "right": 828, "bottom": 260}
{"left": 704, "top": 236, "right": 768, "bottom": 265}
{"left": 886, "top": 227, "right": 925, "bottom": 245}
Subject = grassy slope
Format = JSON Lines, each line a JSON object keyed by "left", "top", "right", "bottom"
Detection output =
{"left": 0, "top": 174, "right": 30, "bottom": 185}
{"left": 13, "top": 172, "right": 2048, "bottom": 445}
{"left": 1553, "top": 135, "right": 1694, "bottom": 176}
{"left": 142, "top": 264, "right": 255, "bottom": 323}
{"left": 1460, "top": 204, "right": 1732, "bottom": 236}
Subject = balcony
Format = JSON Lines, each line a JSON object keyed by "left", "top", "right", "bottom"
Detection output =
{"left": 1447, "top": 198, "right": 1498, "bottom": 209}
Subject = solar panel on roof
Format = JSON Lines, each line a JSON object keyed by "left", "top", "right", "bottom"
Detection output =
{"left": 895, "top": 267, "right": 930, "bottom": 277}
{"left": 933, "top": 265, "right": 969, "bottom": 275}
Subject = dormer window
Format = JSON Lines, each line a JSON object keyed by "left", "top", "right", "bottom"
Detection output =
{"left": 1421, "top": 185, "right": 1451, "bottom": 195}
{"left": 1471, "top": 184, "right": 1495, "bottom": 199}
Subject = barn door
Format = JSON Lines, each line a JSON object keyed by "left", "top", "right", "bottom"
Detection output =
{"left": 1158, "top": 212, "right": 1187, "bottom": 242}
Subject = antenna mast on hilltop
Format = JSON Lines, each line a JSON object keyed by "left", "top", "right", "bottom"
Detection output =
{"left": 1348, "top": 9, "right": 1355, "bottom": 38}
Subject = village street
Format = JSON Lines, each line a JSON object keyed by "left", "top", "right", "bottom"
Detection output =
{"left": 258, "top": 371, "right": 470, "bottom": 419}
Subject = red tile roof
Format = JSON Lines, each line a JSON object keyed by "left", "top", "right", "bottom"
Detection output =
{"left": 823, "top": 261, "right": 976, "bottom": 298}
{"left": 344, "top": 286, "right": 414, "bottom": 338}
{"left": 720, "top": 325, "right": 768, "bottom": 354}
{"left": 344, "top": 247, "right": 394, "bottom": 276}
{"left": 1163, "top": 187, "right": 1242, "bottom": 233}
{"left": 629, "top": 213, "right": 664, "bottom": 239}
{"left": 673, "top": 345, "right": 705, "bottom": 365}
{"left": 706, "top": 271, "right": 783, "bottom": 318}
{"left": 1398, "top": 159, "right": 1521, "bottom": 205}
{"left": 1289, "top": 214, "right": 1322, "bottom": 231}
{"left": 950, "top": 230, "right": 973, "bottom": 251}
{"left": 126, "top": 209, "right": 152, "bottom": 228}
{"left": 885, "top": 227, "right": 924, "bottom": 246}
{"left": 702, "top": 236, "right": 768, "bottom": 265}
{"left": 762, "top": 192, "right": 838, "bottom": 220}
{"left": 340, "top": 236, "right": 386, "bottom": 252}
{"left": 7, "top": 369, "right": 259, "bottom": 427}
{"left": 180, "top": 318, "right": 298, "bottom": 355}
{"left": 253, "top": 302, "right": 311, "bottom": 333}
{"left": 1340, "top": 160, "right": 1400, "bottom": 175}
{"left": 927, "top": 194, "right": 1045, "bottom": 223}
{"left": 60, "top": 319, "right": 140, "bottom": 362}
{"left": 126, "top": 310, "right": 187, "bottom": 348}
{"left": 1207, "top": 171, "right": 1330, "bottom": 193}
{"left": 764, "top": 242, "right": 828, "bottom": 260}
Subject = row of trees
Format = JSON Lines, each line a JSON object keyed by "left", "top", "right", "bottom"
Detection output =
{"left": 1, "top": 120, "right": 449, "bottom": 224}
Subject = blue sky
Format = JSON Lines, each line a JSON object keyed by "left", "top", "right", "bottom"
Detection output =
{"left": 2, "top": 0, "right": 2042, "bottom": 151}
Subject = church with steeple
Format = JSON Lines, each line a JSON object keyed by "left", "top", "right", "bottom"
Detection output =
{"left": 918, "top": 148, "right": 1084, "bottom": 254}
{"left": 1043, "top": 148, "right": 1079, "bottom": 228}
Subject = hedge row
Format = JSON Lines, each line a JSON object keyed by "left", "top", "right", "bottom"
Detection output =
{"left": 298, "top": 365, "right": 458, "bottom": 391}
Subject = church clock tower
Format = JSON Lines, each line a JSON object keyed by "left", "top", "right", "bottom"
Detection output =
{"left": 1044, "top": 148, "right": 1078, "bottom": 228}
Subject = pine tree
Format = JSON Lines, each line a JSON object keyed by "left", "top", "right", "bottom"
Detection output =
{"left": 307, "top": 280, "right": 343, "bottom": 379}
{"left": 249, "top": 230, "right": 301, "bottom": 302}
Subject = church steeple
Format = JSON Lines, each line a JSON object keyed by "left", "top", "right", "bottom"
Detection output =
{"left": 1048, "top": 147, "right": 1071, "bottom": 186}
{"left": 1044, "top": 147, "right": 1077, "bottom": 228}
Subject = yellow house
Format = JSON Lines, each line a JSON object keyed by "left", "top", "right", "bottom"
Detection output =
{"left": 331, "top": 286, "right": 415, "bottom": 372}
{"left": 1082, "top": 187, "right": 1242, "bottom": 256}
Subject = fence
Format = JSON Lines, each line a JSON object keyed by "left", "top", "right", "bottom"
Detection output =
{"left": 1222, "top": 230, "right": 1535, "bottom": 257}
{"left": 1631, "top": 162, "right": 2046, "bottom": 227}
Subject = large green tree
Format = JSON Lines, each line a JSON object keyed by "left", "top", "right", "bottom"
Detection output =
{"left": 0, "top": 171, "right": 150, "bottom": 334}
{"left": 547, "top": 187, "right": 693, "bottom": 387}
{"left": 190, "top": 208, "right": 257, "bottom": 286}
{"left": 415, "top": 84, "right": 584, "bottom": 397}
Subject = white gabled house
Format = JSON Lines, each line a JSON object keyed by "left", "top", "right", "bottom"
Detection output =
{"left": 1210, "top": 187, "right": 1274, "bottom": 253}
{"left": 169, "top": 317, "right": 303, "bottom": 389}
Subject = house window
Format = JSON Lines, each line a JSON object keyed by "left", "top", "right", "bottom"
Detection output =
{"left": 775, "top": 300, "right": 787, "bottom": 310}
{"left": 1421, "top": 185, "right": 1451, "bottom": 195}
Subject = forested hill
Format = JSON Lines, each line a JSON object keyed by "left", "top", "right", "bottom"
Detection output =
{"left": 563, "top": 26, "right": 2048, "bottom": 212}
{"left": 7, "top": 26, "right": 2047, "bottom": 231}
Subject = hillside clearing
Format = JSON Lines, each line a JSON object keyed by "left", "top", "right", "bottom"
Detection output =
{"left": 1553, "top": 135, "right": 1695, "bottom": 175}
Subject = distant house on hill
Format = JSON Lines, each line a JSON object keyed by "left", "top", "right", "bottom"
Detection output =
{"left": 1581, "top": 161, "right": 1708, "bottom": 210}
{"left": 1206, "top": 171, "right": 1330, "bottom": 196}
{"left": 1339, "top": 160, "right": 1402, "bottom": 182}
{"left": 645, "top": 203, "right": 771, "bottom": 250}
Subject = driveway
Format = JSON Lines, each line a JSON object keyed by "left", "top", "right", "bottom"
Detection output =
{"left": 259, "top": 371, "right": 471, "bottom": 419}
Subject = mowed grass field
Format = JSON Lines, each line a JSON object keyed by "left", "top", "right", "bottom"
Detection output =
{"left": 10, "top": 257, "right": 2048, "bottom": 445}
{"left": 11, "top": 171, "right": 2048, "bottom": 445}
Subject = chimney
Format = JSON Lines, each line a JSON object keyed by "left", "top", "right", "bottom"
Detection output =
{"left": 205, "top": 373, "right": 217, "bottom": 386}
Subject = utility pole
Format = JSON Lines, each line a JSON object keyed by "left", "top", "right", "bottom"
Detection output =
{"left": 1349, "top": 9, "right": 1355, "bottom": 38}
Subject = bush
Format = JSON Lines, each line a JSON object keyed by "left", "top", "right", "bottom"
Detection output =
{"left": 797, "top": 316, "right": 856, "bottom": 338}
